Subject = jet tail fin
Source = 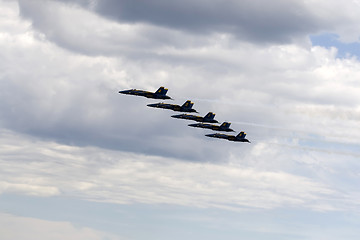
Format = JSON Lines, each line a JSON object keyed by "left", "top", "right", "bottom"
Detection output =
{"left": 181, "top": 100, "right": 194, "bottom": 109}
{"left": 220, "top": 122, "right": 231, "bottom": 129}
{"left": 204, "top": 112, "right": 215, "bottom": 120}
{"left": 155, "top": 87, "right": 168, "bottom": 96}
{"left": 236, "top": 131, "right": 246, "bottom": 139}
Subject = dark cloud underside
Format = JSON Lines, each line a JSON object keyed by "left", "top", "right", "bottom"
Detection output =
{"left": 55, "top": 0, "right": 320, "bottom": 43}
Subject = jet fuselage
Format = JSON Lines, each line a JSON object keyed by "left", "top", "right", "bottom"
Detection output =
{"left": 119, "top": 87, "right": 172, "bottom": 100}
{"left": 147, "top": 102, "right": 197, "bottom": 113}
{"left": 188, "top": 122, "right": 234, "bottom": 132}
{"left": 205, "top": 132, "right": 250, "bottom": 143}
{"left": 171, "top": 113, "right": 218, "bottom": 123}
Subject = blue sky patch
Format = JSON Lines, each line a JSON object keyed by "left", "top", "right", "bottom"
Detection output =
{"left": 310, "top": 33, "right": 360, "bottom": 59}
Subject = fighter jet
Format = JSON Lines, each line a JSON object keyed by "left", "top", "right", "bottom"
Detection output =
{"left": 119, "top": 86, "right": 172, "bottom": 100}
{"left": 147, "top": 100, "right": 198, "bottom": 113}
{"left": 171, "top": 112, "right": 218, "bottom": 123}
{"left": 188, "top": 122, "right": 234, "bottom": 132}
{"left": 205, "top": 131, "right": 250, "bottom": 143}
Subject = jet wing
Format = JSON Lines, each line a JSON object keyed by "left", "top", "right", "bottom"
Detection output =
{"left": 119, "top": 89, "right": 147, "bottom": 95}
{"left": 171, "top": 114, "right": 195, "bottom": 120}
{"left": 205, "top": 133, "right": 230, "bottom": 139}
{"left": 147, "top": 102, "right": 175, "bottom": 109}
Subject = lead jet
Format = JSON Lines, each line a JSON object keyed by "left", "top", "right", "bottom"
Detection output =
{"left": 171, "top": 112, "right": 218, "bottom": 123}
{"left": 205, "top": 131, "right": 250, "bottom": 143}
{"left": 147, "top": 100, "right": 198, "bottom": 113}
{"left": 188, "top": 122, "right": 234, "bottom": 132}
{"left": 118, "top": 86, "right": 172, "bottom": 100}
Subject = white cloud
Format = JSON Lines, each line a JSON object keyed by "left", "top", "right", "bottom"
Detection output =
{"left": 1, "top": 129, "right": 359, "bottom": 212}
{"left": 0, "top": 213, "right": 122, "bottom": 240}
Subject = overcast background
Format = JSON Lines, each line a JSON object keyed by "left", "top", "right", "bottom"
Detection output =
{"left": 1, "top": 0, "right": 360, "bottom": 239}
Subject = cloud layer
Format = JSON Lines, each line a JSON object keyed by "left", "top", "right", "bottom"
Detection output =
{"left": 0, "top": 0, "right": 360, "bottom": 215}
{"left": 1, "top": 1, "right": 360, "bottom": 239}
{"left": 1, "top": 129, "right": 360, "bottom": 212}
{"left": 21, "top": 0, "right": 360, "bottom": 44}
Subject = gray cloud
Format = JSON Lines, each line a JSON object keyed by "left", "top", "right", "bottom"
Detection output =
{"left": 16, "top": 0, "right": 360, "bottom": 61}
{"left": 17, "top": 0, "right": 217, "bottom": 58}
{"left": 52, "top": 0, "right": 319, "bottom": 44}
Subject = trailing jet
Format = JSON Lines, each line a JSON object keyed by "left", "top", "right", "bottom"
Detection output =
{"left": 147, "top": 100, "right": 198, "bottom": 113}
{"left": 205, "top": 131, "right": 250, "bottom": 143}
{"left": 188, "top": 122, "right": 234, "bottom": 132}
{"left": 119, "top": 86, "right": 172, "bottom": 100}
{"left": 171, "top": 112, "right": 218, "bottom": 123}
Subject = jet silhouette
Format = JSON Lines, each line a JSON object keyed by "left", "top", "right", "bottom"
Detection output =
{"left": 188, "top": 122, "right": 234, "bottom": 132}
{"left": 147, "top": 100, "right": 198, "bottom": 113}
{"left": 171, "top": 112, "right": 218, "bottom": 123}
{"left": 206, "top": 131, "right": 250, "bottom": 143}
{"left": 119, "top": 86, "right": 172, "bottom": 100}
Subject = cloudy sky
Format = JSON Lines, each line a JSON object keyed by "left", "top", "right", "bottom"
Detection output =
{"left": 1, "top": 0, "right": 360, "bottom": 239}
